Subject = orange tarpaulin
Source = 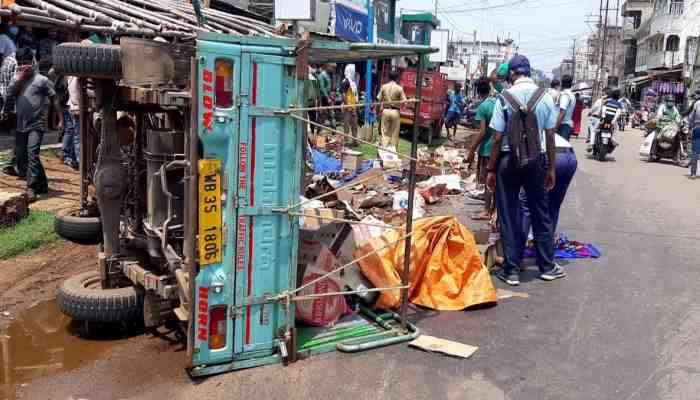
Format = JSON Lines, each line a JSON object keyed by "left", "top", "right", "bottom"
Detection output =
{"left": 355, "top": 216, "right": 497, "bottom": 310}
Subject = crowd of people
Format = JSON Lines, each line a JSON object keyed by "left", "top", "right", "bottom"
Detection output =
{"left": 460, "top": 56, "right": 582, "bottom": 286}
{"left": 306, "top": 63, "right": 409, "bottom": 149}
{"left": 0, "top": 23, "right": 94, "bottom": 203}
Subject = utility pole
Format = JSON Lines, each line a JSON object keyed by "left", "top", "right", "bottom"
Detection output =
{"left": 572, "top": 38, "right": 577, "bottom": 82}
{"left": 364, "top": 0, "right": 374, "bottom": 125}
{"left": 611, "top": 0, "right": 620, "bottom": 85}
{"left": 434, "top": 0, "right": 439, "bottom": 15}
{"left": 597, "top": 0, "right": 610, "bottom": 97}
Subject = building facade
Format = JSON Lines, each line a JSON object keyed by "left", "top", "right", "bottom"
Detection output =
{"left": 447, "top": 37, "right": 513, "bottom": 79}
{"left": 620, "top": 0, "right": 700, "bottom": 102}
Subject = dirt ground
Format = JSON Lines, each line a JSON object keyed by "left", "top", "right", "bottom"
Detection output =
{"left": 0, "top": 151, "right": 82, "bottom": 214}
{"left": 1, "top": 127, "right": 485, "bottom": 399}
{"left": 0, "top": 152, "right": 94, "bottom": 330}
{"left": 0, "top": 242, "right": 97, "bottom": 330}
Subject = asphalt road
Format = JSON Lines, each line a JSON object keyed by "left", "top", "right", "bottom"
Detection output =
{"left": 17, "top": 127, "right": 700, "bottom": 400}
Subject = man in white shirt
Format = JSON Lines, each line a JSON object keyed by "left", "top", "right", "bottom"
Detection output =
{"left": 61, "top": 75, "right": 80, "bottom": 169}
{"left": 548, "top": 79, "right": 561, "bottom": 106}
{"left": 588, "top": 88, "right": 609, "bottom": 142}
{"left": 556, "top": 75, "right": 576, "bottom": 141}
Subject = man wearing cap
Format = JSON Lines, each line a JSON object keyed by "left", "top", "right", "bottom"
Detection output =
{"left": 687, "top": 89, "right": 700, "bottom": 178}
{"left": 486, "top": 54, "right": 564, "bottom": 286}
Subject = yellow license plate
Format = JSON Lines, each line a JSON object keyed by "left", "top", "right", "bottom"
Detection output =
{"left": 198, "top": 159, "right": 222, "bottom": 266}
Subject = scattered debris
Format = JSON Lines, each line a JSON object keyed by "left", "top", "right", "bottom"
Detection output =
{"left": 341, "top": 149, "right": 364, "bottom": 172}
{"left": 409, "top": 335, "right": 479, "bottom": 359}
{"left": 392, "top": 190, "right": 426, "bottom": 219}
{"left": 497, "top": 289, "right": 530, "bottom": 300}
{"left": 296, "top": 247, "right": 349, "bottom": 327}
{"left": 378, "top": 147, "right": 402, "bottom": 169}
{"left": 0, "top": 191, "right": 29, "bottom": 228}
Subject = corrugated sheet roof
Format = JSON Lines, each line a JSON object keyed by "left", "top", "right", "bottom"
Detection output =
{"left": 0, "top": 0, "right": 281, "bottom": 39}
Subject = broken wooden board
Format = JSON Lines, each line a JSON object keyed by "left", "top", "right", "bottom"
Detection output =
{"left": 497, "top": 289, "right": 530, "bottom": 300}
{"left": 409, "top": 335, "right": 478, "bottom": 359}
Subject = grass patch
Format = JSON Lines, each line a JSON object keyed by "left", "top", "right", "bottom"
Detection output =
{"left": 0, "top": 210, "right": 58, "bottom": 260}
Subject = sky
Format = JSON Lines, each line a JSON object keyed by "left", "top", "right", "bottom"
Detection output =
{"left": 398, "top": 0, "right": 610, "bottom": 74}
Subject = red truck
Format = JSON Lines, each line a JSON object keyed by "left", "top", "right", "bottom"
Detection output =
{"left": 399, "top": 69, "right": 449, "bottom": 143}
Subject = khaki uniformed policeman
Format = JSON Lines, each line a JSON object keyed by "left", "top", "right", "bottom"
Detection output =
{"left": 377, "top": 70, "right": 407, "bottom": 148}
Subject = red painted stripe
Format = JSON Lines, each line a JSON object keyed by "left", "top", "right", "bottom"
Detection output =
{"left": 244, "top": 65, "right": 259, "bottom": 345}
{"left": 245, "top": 217, "right": 254, "bottom": 344}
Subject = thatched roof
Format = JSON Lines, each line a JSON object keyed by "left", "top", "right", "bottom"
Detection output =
{"left": 0, "top": 0, "right": 281, "bottom": 39}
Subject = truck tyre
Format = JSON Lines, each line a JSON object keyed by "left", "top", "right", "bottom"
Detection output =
{"left": 58, "top": 271, "right": 143, "bottom": 323}
{"left": 55, "top": 208, "right": 102, "bottom": 245}
{"left": 53, "top": 43, "right": 122, "bottom": 79}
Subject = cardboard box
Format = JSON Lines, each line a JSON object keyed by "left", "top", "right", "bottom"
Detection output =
{"left": 342, "top": 149, "right": 363, "bottom": 172}
{"left": 300, "top": 208, "right": 345, "bottom": 230}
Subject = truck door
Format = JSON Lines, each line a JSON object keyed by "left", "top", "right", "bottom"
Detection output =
{"left": 234, "top": 52, "right": 301, "bottom": 356}
{"left": 193, "top": 40, "right": 242, "bottom": 366}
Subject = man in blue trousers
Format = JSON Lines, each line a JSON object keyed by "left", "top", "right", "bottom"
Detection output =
{"left": 520, "top": 133, "right": 578, "bottom": 237}
{"left": 486, "top": 55, "right": 565, "bottom": 286}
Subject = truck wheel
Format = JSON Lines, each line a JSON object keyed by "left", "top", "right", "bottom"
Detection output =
{"left": 53, "top": 43, "right": 122, "bottom": 79}
{"left": 58, "top": 271, "right": 144, "bottom": 323}
{"left": 55, "top": 208, "right": 102, "bottom": 245}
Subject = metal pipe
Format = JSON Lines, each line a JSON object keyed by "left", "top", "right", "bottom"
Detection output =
{"left": 94, "top": 0, "right": 201, "bottom": 33}
{"left": 8, "top": 4, "right": 51, "bottom": 17}
{"left": 336, "top": 311, "right": 420, "bottom": 353}
{"left": 20, "top": 0, "right": 82, "bottom": 22}
{"left": 184, "top": 57, "right": 199, "bottom": 367}
{"left": 71, "top": 0, "right": 162, "bottom": 31}
{"left": 41, "top": 0, "right": 112, "bottom": 25}
{"left": 13, "top": 13, "right": 78, "bottom": 29}
{"left": 399, "top": 56, "right": 424, "bottom": 332}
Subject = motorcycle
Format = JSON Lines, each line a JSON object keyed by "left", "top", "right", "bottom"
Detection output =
{"left": 592, "top": 119, "right": 617, "bottom": 161}
{"left": 639, "top": 119, "right": 690, "bottom": 167}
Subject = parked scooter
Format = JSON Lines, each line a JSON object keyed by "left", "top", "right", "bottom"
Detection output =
{"left": 592, "top": 119, "right": 617, "bottom": 161}
{"left": 639, "top": 118, "right": 690, "bottom": 166}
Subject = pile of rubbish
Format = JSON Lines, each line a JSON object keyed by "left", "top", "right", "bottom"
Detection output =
{"left": 296, "top": 139, "right": 496, "bottom": 327}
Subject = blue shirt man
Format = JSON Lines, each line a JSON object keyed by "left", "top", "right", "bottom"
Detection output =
{"left": 489, "top": 78, "right": 558, "bottom": 151}
{"left": 445, "top": 83, "right": 464, "bottom": 139}
{"left": 486, "top": 54, "right": 564, "bottom": 286}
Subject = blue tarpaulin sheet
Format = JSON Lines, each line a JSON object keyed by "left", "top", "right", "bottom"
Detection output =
{"left": 312, "top": 149, "right": 372, "bottom": 183}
